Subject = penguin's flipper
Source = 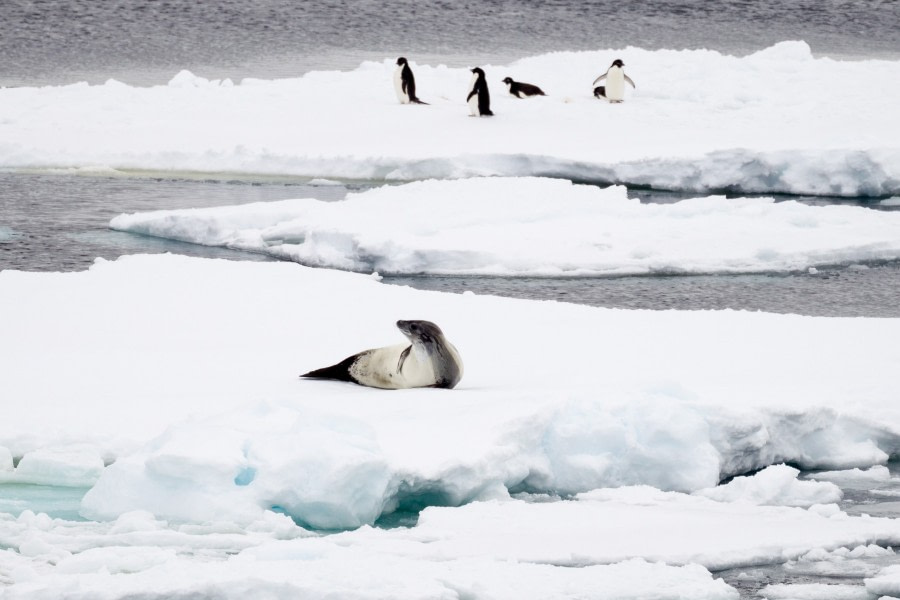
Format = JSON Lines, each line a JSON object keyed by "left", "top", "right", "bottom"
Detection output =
{"left": 592, "top": 73, "right": 607, "bottom": 86}
{"left": 467, "top": 90, "right": 477, "bottom": 102}
{"left": 624, "top": 74, "right": 636, "bottom": 88}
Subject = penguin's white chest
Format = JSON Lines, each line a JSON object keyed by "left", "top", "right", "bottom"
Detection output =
{"left": 606, "top": 67, "right": 626, "bottom": 101}
{"left": 394, "top": 66, "right": 409, "bottom": 103}
{"left": 468, "top": 73, "right": 481, "bottom": 115}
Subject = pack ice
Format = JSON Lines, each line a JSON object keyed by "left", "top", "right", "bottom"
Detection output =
{"left": 111, "top": 177, "right": 900, "bottom": 276}
{"left": 2, "top": 254, "right": 900, "bottom": 598}
{"left": 1, "top": 41, "right": 898, "bottom": 196}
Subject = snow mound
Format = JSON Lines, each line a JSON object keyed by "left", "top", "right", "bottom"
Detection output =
{"left": 2, "top": 42, "right": 899, "bottom": 196}
{"left": 694, "top": 464, "right": 842, "bottom": 507}
{"left": 0, "top": 446, "right": 105, "bottom": 487}
{"left": 110, "top": 177, "right": 900, "bottom": 276}
{"left": 808, "top": 466, "right": 894, "bottom": 486}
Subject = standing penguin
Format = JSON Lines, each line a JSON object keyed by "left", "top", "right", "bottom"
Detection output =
{"left": 593, "top": 59, "right": 636, "bottom": 103}
{"left": 467, "top": 67, "right": 493, "bottom": 116}
{"left": 502, "top": 77, "right": 546, "bottom": 98}
{"left": 394, "top": 57, "right": 428, "bottom": 105}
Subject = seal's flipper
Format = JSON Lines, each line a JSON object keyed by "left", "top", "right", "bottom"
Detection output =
{"left": 301, "top": 354, "right": 359, "bottom": 382}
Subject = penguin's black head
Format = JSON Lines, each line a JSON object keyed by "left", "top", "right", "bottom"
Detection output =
{"left": 396, "top": 57, "right": 407, "bottom": 66}
{"left": 611, "top": 59, "right": 625, "bottom": 68}
{"left": 502, "top": 77, "right": 513, "bottom": 84}
{"left": 471, "top": 67, "right": 485, "bottom": 77}
{"left": 397, "top": 320, "right": 444, "bottom": 344}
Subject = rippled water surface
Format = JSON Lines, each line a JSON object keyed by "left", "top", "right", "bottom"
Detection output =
{"left": 3, "top": 0, "right": 898, "bottom": 86}
{"left": 3, "top": 172, "right": 900, "bottom": 318}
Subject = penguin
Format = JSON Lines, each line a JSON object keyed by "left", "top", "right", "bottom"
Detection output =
{"left": 593, "top": 59, "right": 635, "bottom": 103}
{"left": 502, "top": 77, "right": 546, "bottom": 98}
{"left": 394, "top": 57, "right": 428, "bottom": 105}
{"left": 467, "top": 67, "right": 493, "bottom": 116}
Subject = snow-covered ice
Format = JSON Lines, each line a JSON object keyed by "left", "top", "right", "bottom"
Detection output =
{"left": 2, "top": 42, "right": 899, "bottom": 196}
{"left": 110, "top": 177, "right": 900, "bottom": 276}
{"left": 3, "top": 250, "right": 900, "bottom": 596}
{"left": 694, "top": 464, "right": 842, "bottom": 507}
{"left": 808, "top": 466, "right": 895, "bottom": 486}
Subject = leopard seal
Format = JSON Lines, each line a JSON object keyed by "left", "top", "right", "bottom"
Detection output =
{"left": 301, "top": 320, "right": 463, "bottom": 389}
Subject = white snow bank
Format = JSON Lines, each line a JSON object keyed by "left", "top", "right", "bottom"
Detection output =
{"left": 110, "top": 177, "right": 900, "bottom": 276}
{"left": 0, "top": 446, "right": 105, "bottom": 487}
{"left": 694, "top": 464, "right": 842, "bottom": 507}
{"left": 786, "top": 545, "right": 897, "bottom": 580}
{"left": 1, "top": 42, "right": 899, "bottom": 196}
{"left": 2, "top": 254, "right": 900, "bottom": 530}
{"left": 808, "top": 466, "right": 894, "bottom": 486}
{"left": 867, "top": 565, "right": 900, "bottom": 597}
{"left": 760, "top": 583, "right": 869, "bottom": 600}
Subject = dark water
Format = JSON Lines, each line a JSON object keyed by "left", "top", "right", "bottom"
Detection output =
{"left": 0, "top": 172, "right": 351, "bottom": 272}
{"left": 2, "top": 0, "right": 899, "bottom": 87}
{"left": 3, "top": 171, "right": 900, "bottom": 318}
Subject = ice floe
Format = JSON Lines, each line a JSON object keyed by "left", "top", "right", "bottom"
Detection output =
{"left": 694, "top": 464, "right": 842, "bottom": 507}
{"left": 4, "top": 254, "right": 900, "bottom": 597}
{"left": 2, "top": 254, "right": 900, "bottom": 527}
{"left": 110, "top": 177, "right": 900, "bottom": 276}
{"left": 1, "top": 42, "right": 899, "bottom": 196}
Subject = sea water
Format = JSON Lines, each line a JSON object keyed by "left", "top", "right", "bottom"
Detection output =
{"left": 2, "top": 0, "right": 898, "bottom": 87}
{"left": 3, "top": 171, "right": 900, "bottom": 317}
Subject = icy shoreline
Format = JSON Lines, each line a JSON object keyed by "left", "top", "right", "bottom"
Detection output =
{"left": 111, "top": 177, "right": 900, "bottom": 277}
{"left": 2, "top": 42, "right": 899, "bottom": 197}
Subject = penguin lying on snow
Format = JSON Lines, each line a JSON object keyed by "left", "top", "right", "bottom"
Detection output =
{"left": 467, "top": 67, "right": 493, "bottom": 116}
{"left": 394, "top": 57, "right": 428, "bottom": 105}
{"left": 502, "top": 77, "right": 546, "bottom": 98}
{"left": 301, "top": 320, "right": 463, "bottom": 389}
{"left": 593, "top": 59, "right": 636, "bottom": 103}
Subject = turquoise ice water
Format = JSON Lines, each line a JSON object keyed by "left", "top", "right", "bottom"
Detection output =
{"left": 0, "top": 483, "right": 91, "bottom": 521}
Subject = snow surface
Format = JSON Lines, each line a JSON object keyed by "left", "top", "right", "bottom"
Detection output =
{"left": 4, "top": 254, "right": 900, "bottom": 597}
{"left": 694, "top": 464, "right": 842, "bottom": 507}
{"left": 2, "top": 42, "right": 899, "bottom": 196}
{"left": 809, "top": 466, "right": 896, "bottom": 486}
{"left": 111, "top": 177, "right": 900, "bottom": 276}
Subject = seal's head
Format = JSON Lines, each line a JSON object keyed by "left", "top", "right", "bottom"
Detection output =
{"left": 396, "top": 320, "right": 444, "bottom": 344}
{"left": 396, "top": 319, "right": 462, "bottom": 388}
